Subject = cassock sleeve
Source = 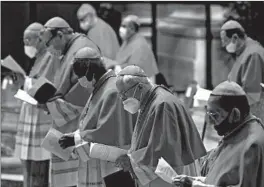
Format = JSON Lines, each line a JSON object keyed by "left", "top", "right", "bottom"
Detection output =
{"left": 240, "top": 53, "right": 263, "bottom": 105}
{"left": 46, "top": 98, "right": 83, "bottom": 127}
{"left": 73, "top": 89, "right": 133, "bottom": 162}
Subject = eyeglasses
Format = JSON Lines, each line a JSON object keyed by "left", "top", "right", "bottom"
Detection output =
{"left": 118, "top": 83, "right": 139, "bottom": 101}
{"left": 206, "top": 110, "right": 221, "bottom": 121}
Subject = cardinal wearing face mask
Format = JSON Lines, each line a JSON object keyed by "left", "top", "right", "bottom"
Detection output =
{"left": 114, "top": 65, "right": 206, "bottom": 187}
{"left": 40, "top": 17, "right": 99, "bottom": 187}
{"left": 15, "top": 22, "right": 59, "bottom": 187}
{"left": 58, "top": 47, "right": 136, "bottom": 187}
{"left": 172, "top": 81, "right": 264, "bottom": 187}
{"left": 115, "top": 15, "right": 159, "bottom": 83}
{"left": 77, "top": 4, "right": 120, "bottom": 69}
{"left": 220, "top": 20, "right": 264, "bottom": 123}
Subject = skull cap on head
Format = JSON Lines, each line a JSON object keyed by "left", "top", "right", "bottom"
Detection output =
{"left": 124, "top": 15, "right": 141, "bottom": 27}
{"left": 25, "top": 22, "right": 44, "bottom": 32}
{"left": 117, "top": 65, "right": 147, "bottom": 77}
{"left": 44, "top": 17, "right": 71, "bottom": 29}
{"left": 77, "top": 4, "right": 96, "bottom": 19}
{"left": 75, "top": 47, "right": 101, "bottom": 59}
{"left": 221, "top": 20, "right": 245, "bottom": 32}
{"left": 211, "top": 81, "right": 246, "bottom": 96}
{"left": 24, "top": 22, "right": 44, "bottom": 38}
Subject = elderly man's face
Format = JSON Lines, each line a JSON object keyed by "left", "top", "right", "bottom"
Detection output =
{"left": 119, "top": 20, "right": 135, "bottom": 40}
{"left": 220, "top": 30, "right": 230, "bottom": 48}
{"left": 207, "top": 97, "right": 230, "bottom": 135}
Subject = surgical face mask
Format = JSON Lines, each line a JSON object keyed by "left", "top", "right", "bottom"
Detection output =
{"left": 123, "top": 97, "right": 140, "bottom": 114}
{"left": 80, "top": 21, "right": 93, "bottom": 32}
{"left": 24, "top": 46, "right": 37, "bottom": 58}
{"left": 122, "top": 84, "right": 141, "bottom": 114}
{"left": 78, "top": 76, "right": 93, "bottom": 88}
{"left": 119, "top": 27, "right": 127, "bottom": 40}
{"left": 226, "top": 41, "right": 237, "bottom": 53}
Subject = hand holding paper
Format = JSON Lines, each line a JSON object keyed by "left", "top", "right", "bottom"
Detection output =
{"left": 155, "top": 157, "right": 178, "bottom": 184}
{"left": 41, "top": 128, "right": 74, "bottom": 161}
{"left": 14, "top": 89, "right": 38, "bottom": 105}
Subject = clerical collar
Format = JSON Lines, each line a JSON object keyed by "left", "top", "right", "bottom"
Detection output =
{"left": 223, "top": 114, "right": 257, "bottom": 141}
{"left": 93, "top": 70, "right": 115, "bottom": 94}
{"left": 35, "top": 47, "right": 46, "bottom": 59}
{"left": 62, "top": 33, "right": 82, "bottom": 55}
{"left": 139, "top": 85, "right": 158, "bottom": 110}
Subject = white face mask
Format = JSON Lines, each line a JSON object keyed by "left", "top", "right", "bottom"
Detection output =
{"left": 123, "top": 97, "right": 140, "bottom": 114}
{"left": 119, "top": 27, "right": 127, "bottom": 40}
{"left": 80, "top": 21, "right": 93, "bottom": 32}
{"left": 24, "top": 46, "right": 37, "bottom": 58}
{"left": 78, "top": 76, "right": 93, "bottom": 88}
{"left": 226, "top": 41, "right": 236, "bottom": 53}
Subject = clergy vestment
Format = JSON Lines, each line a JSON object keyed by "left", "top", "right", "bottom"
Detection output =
{"left": 228, "top": 37, "right": 264, "bottom": 122}
{"left": 201, "top": 115, "right": 264, "bottom": 187}
{"left": 15, "top": 48, "right": 59, "bottom": 187}
{"left": 87, "top": 18, "right": 120, "bottom": 68}
{"left": 46, "top": 33, "right": 98, "bottom": 187}
{"left": 116, "top": 33, "right": 159, "bottom": 78}
{"left": 72, "top": 70, "right": 136, "bottom": 187}
{"left": 128, "top": 86, "right": 206, "bottom": 187}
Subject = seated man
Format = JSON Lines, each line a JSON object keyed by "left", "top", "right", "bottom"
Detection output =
{"left": 114, "top": 65, "right": 206, "bottom": 187}
{"left": 173, "top": 81, "right": 264, "bottom": 187}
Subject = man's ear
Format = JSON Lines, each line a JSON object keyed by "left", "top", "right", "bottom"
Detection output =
{"left": 229, "top": 108, "right": 241, "bottom": 123}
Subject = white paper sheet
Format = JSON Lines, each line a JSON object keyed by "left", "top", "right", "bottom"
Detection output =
{"left": 1, "top": 55, "right": 26, "bottom": 76}
{"left": 154, "top": 157, "right": 178, "bottom": 184}
{"left": 14, "top": 89, "right": 38, "bottom": 105}
{"left": 194, "top": 86, "right": 212, "bottom": 101}
{"left": 41, "top": 128, "right": 74, "bottom": 161}
{"left": 260, "top": 83, "right": 264, "bottom": 88}
{"left": 89, "top": 143, "right": 127, "bottom": 162}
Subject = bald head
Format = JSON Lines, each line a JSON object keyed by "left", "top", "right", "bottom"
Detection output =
{"left": 123, "top": 15, "right": 141, "bottom": 27}
{"left": 77, "top": 4, "right": 96, "bottom": 19}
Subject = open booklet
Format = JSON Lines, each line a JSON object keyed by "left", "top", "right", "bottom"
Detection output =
{"left": 89, "top": 143, "right": 128, "bottom": 162}
{"left": 1, "top": 55, "right": 26, "bottom": 76}
{"left": 154, "top": 157, "right": 178, "bottom": 184}
{"left": 41, "top": 128, "right": 74, "bottom": 161}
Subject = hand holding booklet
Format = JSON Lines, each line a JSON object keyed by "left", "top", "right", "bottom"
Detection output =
{"left": 155, "top": 157, "right": 178, "bottom": 184}
{"left": 41, "top": 128, "right": 74, "bottom": 161}
{"left": 89, "top": 143, "right": 128, "bottom": 162}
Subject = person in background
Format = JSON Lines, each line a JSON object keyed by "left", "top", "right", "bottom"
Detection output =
{"left": 41, "top": 17, "right": 99, "bottom": 187}
{"left": 172, "top": 81, "right": 264, "bottom": 187}
{"left": 77, "top": 3, "right": 120, "bottom": 69}
{"left": 97, "top": 3, "right": 122, "bottom": 44}
{"left": 58, "top": 47, "right": 136, "bottom": 187}
{"left": 14, "top": 22, "right": 58, "bottom": 187}
{"left": 115, "top": 65, "right": 206, "bottom": 187}
{"left": 220, "top": 20, "right": 264, "bottom": 122}
{"left": 115, "top": 15, "right": 159, "bottom": 83}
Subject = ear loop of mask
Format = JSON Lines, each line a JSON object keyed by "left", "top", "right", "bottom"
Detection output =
{"left": 131, "top": 83, "right": 143, "bottom": 102}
